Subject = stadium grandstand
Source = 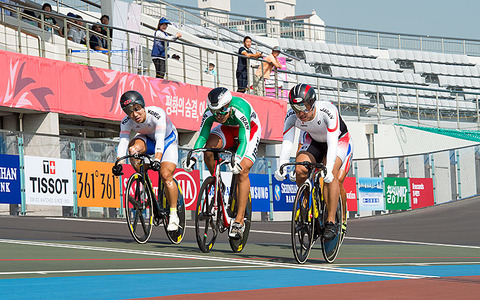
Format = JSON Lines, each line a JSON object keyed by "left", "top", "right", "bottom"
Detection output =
{"left": 1, "top": 0, "right": 480, "bottom": 217}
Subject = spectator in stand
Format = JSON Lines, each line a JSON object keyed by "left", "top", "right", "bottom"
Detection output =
{"left": 100, "top": 14, "right": 112, "bottom": 38}
{"left": 151, "top": 17, "right": 181, "bottom": 79}
{"left": 89, "top": 23, "right": 108, "bottom": 51}
{"left": 22, "top": 8, "right": 37, "bottom": 26}
{"left": 39, "top": 3, "right": 57, "bottom": 33}
{"left": 236, "top": 36, "right": 262, "bottom": 93}
{"left": 252, "top": 46, "right": 282, "bottom": 97}
{"left": 67, "top": 14, "right": 86, "bottom": 44}
{"left": 205, "top": 61, "right": 217, "bottom": 77}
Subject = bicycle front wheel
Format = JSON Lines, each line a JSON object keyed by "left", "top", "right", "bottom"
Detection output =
{"left": 124, "top": 173, "right": 153, "bottom": 244}
{"left": 163, "top": 178, "right": 186, "bottom": 245}
{"left": 195, "top": 176, "right": 218, "bottom": 252}
{"left": 228, "top": 193, "right": 252, "bottom": 253}
{"left": 320, "top": 196, "right": 343, "bottom": 263}
{"left": 291, "top": 182, "right": 314, "bottom": 264}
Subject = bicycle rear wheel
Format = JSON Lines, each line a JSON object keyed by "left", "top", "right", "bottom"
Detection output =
{"left": 320, "top": 197, "right": 343, "bottom": 263}
{"left": 291, "top": 182, "right": 314, "bottom": 264}
{"left": 163, "top": 179, "right": 186, "bottom": 244}
{"left": 195, "top": 176, "right": 218, "bottom": 252}
{"left": 124, "top": 173, "right": 153, "bottom": 244}
{"left": 228, "top": 193, "right": 252, "bottom": 253}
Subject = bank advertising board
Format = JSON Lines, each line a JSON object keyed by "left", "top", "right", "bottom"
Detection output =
{"left": 0, "top": 154, "right": 21, "bottom": 204}
{"left": 358, "top": 177, "right": 384, "bottom": 211}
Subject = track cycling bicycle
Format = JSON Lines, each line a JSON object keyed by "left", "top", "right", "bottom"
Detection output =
{"left": 113, "top": 153, "right": 186, "bottom": 244}
{"left": 186, "top": 148, "right": 252, "bottom": 253}
{"left": 280, "top": 161, "right": 343, "bottom": 264}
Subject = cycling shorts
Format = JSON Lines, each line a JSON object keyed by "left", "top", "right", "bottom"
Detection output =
{"left": 299, "top": 132, "right": 353, "bottom": 173}
{"left": 132, "top": 131, "right": 178, "bottom": 165}
{"left": 211, "top": 124, "right": 261, "bottom": 163}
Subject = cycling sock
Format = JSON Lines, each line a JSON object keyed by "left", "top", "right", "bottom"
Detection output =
{"left": 170, "top": 207, "right": 177, "bottom": 215}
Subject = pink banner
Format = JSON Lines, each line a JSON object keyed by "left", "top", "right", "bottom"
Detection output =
{"left": 343, "top": 176, "right": 358, "bottom": 211}
{"left": 409, "top": 178, "right": 434, "bottom": 209}
{"left": 0, "top": 51, "right": 286, "bottom": 141}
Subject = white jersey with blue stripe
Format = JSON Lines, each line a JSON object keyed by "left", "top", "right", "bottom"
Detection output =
{"left": 117, "top": 106, "right": 177, "bottom": 157}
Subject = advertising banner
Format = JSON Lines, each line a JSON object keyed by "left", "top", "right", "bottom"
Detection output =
{"left": 249, "top": 173, "right": 270, "bottom": 212}
{"left": 76, "top": 161, "right": 121, "bottom": 208}
{"left": 384, "top": 177, "right": 410, "bottom": 210}
{"left": 173, "top": 169, "right": 200, "bottom": 211}
{"left": 0, "top": 154, "right": 21, "bottom": 204}
{"left": 358, "top": 177, "right": 384, "bottom": 211}
{"left": 0, "top": 50, "right": 286, "bottom": 141}
{"left": 120, "top": 164, "right": 199, "bottom": 211}
{"left": 24, "top": 156, "right": 73, "bottom": 206}
{"left": 272, "top": 175, "right": 297, "bottom": 212}
{"left": 343, "top": 176, "right": 357, "bottom": 211}
{"left": 410, "top": 178, "right": 434, "bottom": 209}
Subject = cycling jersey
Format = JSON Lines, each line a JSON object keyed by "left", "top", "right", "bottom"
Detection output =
{"left": 117, "top": 106, "right": 178, "bottom": 163}
{"left": 279, "top": 101, "right": 348, "bottom": 173}
{"left": 194, "top": 96, "right": 261, "bottom": 162}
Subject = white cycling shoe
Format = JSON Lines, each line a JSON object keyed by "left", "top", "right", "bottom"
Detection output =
{"left": 167, "top": 214, "right": 180, "bottom": 231}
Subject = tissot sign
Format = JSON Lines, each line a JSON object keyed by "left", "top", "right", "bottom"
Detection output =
{"left": 24, "top": 156, "right": 73, "bottom": 206}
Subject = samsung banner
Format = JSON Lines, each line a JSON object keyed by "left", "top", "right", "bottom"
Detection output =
{"left": 0, "top": 154, "right": 21, "bottom": 204}
{"left": 24, "top": 156, "right": 73, "bottom": 206}
{"left": 358, "top": 177, "right": 384, "bottom": 211}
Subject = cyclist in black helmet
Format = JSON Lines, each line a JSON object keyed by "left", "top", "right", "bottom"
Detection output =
{"left": 182, "top": 87, "right": 262, "bottom": 239}
{"left": 274, "top": 84, "right": 354, "bottom": 240}
{"left": 113, "top": 90, "right": 181, "bottom": 231}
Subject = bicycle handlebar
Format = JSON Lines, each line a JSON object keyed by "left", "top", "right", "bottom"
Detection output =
{"left": 114, "top": 153, "right": 153, "bottom": 166}
{"left": 280, "top": 161, "right": 326, "bottom": 176}
{"left": 186, "top": 148, "right": 235, "bottom": 167}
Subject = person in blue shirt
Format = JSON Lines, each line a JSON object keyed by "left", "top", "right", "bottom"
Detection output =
{"left": 151, "top": 17, "right": 182, "bottom": 79}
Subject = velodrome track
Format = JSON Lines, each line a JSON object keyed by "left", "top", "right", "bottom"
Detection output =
{"left": 0, "top": 197, "right": 479, "bottom": 299}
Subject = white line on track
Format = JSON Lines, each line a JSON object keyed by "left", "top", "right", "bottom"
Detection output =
{"left": 0, "top": 265, "right": 269, "bottom": 276}
{"left": 46, "top": 217, "right": 480, "bottom": 249}
{"left": 0, "top": 238, "right": 434, "bottom": 279}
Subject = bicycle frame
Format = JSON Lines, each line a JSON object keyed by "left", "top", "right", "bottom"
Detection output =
{"left": 187, "top": 148, "right": 236, "bottom": 229}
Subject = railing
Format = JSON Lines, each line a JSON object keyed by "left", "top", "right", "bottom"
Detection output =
{"left": 1, "top": 2, "right": 480, "bottom": 130}
{"left": 1, "top": 129, "right": 479, "bottom": 218}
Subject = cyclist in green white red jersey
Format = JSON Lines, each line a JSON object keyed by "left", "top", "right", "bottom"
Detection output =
{"left": 183, "top": 87, "right": 261, "bottom": 239}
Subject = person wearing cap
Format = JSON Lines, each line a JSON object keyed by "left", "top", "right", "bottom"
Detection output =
{"left": 151, "top": 17, "right": 182, "bottom": 79}
{"left": 67, "top": 14, "right": 86, "bottom": 44}
{"left": 252, "top": 46, "right": 282, "bottom": 97}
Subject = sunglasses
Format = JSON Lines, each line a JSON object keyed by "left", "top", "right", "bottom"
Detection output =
{"left": 212, "top": 106, "right": 231, "bottom": 117}
{"left": 292, "top": 102, "right": 314, "bottom": 114}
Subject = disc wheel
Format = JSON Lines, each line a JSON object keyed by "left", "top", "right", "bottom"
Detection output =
{"left": 124, "top": 173, "right": 153, "bottom": 244}
{"left": 291, "top": 182, "right": 314, "bottom": 264}
{"left": 195, "top": 177, "right": 219, "bottom": 252}
{"left": 228, "top": 193, "right": 252, "bottom": 253}
{"left": 320, "top": 197, "right": 343, "bottom": 263}
{"left": 163, "top": 179, "right": 186, "bottom": 244}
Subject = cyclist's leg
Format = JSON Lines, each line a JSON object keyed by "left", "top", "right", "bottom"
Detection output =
{"left": 128, "top": 135, "right": 147, "bottom": 172}
{"left": 295, "top": 133, "right": 323, "bottom": 186}
{"left": 204, "top": 134, "right": 223, "bottom": 175}
{"left": 234, "top": 157, "right": 253, "bottom": 225}
{"left": 322, "top": 157, "right": 343, "bottom": 223}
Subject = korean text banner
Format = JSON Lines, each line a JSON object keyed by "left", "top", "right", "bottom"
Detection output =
{"left": 0, "top": 51, "right": 286, "bottom": 141}
{"left": 24, "top": 156, "right": 73, "bottom": 206}
{"left": 384, "top": 177, "right": 410, "bottom": 210}
{"left": 409, "top": 178, "right": 434, "bottom": 209}
{"left": 358, "top": 177, "right": 384, "bottom": 211}
{"left": 0, "top": 154, "right": 21, "bottom": 204}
